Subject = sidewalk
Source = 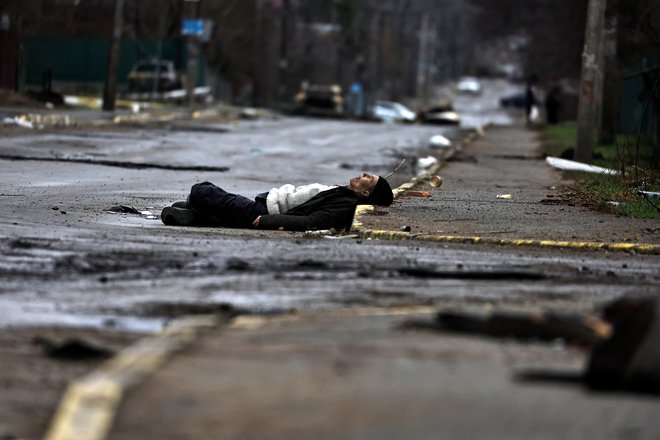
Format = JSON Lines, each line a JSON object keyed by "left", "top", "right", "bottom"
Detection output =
{"left": 44, "top": 123, "right": 660, "bottom": 440}
{"left": 357, "top": 124, "right": 660, "bottom": 253}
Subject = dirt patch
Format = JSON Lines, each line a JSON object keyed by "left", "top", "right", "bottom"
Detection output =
{"left": 0, "top": 326, "right": 142, "bottom": 439}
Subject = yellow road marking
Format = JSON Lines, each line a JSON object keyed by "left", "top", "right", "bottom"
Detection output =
{"left": 45, "top": 315, "right": 219, "bottom": 440}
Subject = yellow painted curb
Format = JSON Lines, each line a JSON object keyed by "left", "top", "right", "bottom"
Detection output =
{"left": 358, "top": 229, "right": 660, "bottom": 255}
{"left": 45, "top": 315, "right": 219, "bottom": 440}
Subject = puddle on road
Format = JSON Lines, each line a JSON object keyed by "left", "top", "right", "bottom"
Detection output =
{"left": 0, "top": 300, "right": 166, "bottom": 333}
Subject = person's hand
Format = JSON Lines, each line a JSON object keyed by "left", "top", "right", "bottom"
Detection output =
{"left": 252, "top": 216, "right": 261, "bottom": 227}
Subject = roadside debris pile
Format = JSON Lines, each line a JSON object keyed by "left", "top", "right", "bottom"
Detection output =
{"left": 404, "top": 296, "right": 660, "bottom": 394}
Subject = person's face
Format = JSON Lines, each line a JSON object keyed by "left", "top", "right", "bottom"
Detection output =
{"left": 348, "top": 173, "right": 379, "bottom": 197}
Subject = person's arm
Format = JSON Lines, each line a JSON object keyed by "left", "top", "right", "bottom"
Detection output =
{"left": 257, "top": 198, "right": 356, "bottom": 231}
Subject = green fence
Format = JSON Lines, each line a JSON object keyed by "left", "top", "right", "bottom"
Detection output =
{"left": 22, "top": 37, "right": 202, "bottom": 89}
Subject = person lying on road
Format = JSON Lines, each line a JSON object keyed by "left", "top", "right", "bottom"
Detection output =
{"left": 160, "top": 173, "right": 393, "bottom": 232}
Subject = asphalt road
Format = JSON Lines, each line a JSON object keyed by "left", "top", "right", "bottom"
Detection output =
{"left": 0, "top": 79, "right": 656, "bottom": 330}
{"left": 2, "top": 79, "right": 659, "bottom": 440}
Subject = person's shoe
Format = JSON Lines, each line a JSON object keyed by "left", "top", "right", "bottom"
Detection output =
{"left": 161, "top": 206, "right": 197, "bottom": 226}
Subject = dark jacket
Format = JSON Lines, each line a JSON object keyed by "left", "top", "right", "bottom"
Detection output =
{"left": 258, "top": 187, "right": 361, "bottom": 232}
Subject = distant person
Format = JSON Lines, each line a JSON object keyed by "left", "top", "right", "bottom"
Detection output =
{"left": 161, "top": 173, "right": 393, "bottom": 232}
{"left": 525, "top": 74, "right": 539, "bottom": 124}
{"left": 544, "top": 75, "right": 562, "bottom": 124}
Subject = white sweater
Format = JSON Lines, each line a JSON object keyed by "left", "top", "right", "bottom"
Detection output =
{"left": 266, "top": 183, "right": 336, "bottom": 214}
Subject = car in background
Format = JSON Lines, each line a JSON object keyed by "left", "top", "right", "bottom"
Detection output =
{"left": 419, "top": 99, "right": 461, "bottom": 125}
{"left": 293, "top": 83, "right": 345, "bottom": 117}
{"left": 499, "top": 93, "right": 527, "bottom": 108}
{"left": 457, "top": 76, "right": 482, "bottom": 95}
{"left": 128, "top": 59, "right": 182, "bottom": 93}
{"left": 368, "top": 100, "right": 417, "bottom": 123}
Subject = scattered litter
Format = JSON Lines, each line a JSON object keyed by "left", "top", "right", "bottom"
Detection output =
{"left": 3, "top": 115, "right": 35, "bottom": 129}
{"left": 241, "top": 107, "right": 260, "bottom": 119}
{"left": 546, "top": 156, "right": 618, "bottom": 175}
{"left": 417, "top": 156, "right": 438, "bottom": 172}
{"left": 322, "top": 234, "right": 359, "bottom": 240}
{"left": 608, "top": 201, "right": 621, "bottom": 207}
{"left": 108, "top": 205, "right": 139, "bottom": 214}
{"left": 428, "top": 134, "right": 452, "bottom": 149}
{"left": 637, "top": 190, "right": 660, "bottom": 199}
{"left": 496, "top": 194, "right": 512, "bottom": 199}
{"left": 400, "top": 225, "right": 412, "bottom": 232}
{"left": 429, "top": 175, "right": 443, "bottom": 188}
{"left": 303, "top": 229, "right": 335, "bottom": 238}
{"left": 405, "top": 190, "right": 430, "bottom": 198}
{"left": 33, "top": 336, "right": 114, "bottom": 361}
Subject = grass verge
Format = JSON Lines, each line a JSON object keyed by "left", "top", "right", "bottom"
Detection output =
{"left": 541, "top": 123, "right": 660, "bottom": 219}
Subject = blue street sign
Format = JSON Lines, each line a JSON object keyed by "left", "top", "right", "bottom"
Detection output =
{"left": 182, "top": 19, "right": 203, "bottom": 36}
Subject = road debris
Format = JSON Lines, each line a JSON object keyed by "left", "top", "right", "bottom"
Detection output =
{"left": 546, "top": 156, "right": 618, "bottom": 175}
{"left": 424, "top": 309, "right": 611, "bottom": 346}
{"left": 416, "top": 156, "right": 438, "bottom": 173}
{"left": 2, "top": 115, "right": 37, "bottom": 129}
{"left": 586, "top": 297, "right": 660, "bottom": 393}
{"left": 637, "top": 190, "right": 660, "bottom": 199}
{"left": 33, "top": 336, "right": 114, "bottom": 361}
{"left": 429, "top": 175, "right": 443, "bottom": 188}
{"left": 428, "top": 134, "right": 452, "bottom": 149}
{"left": 303, "top": 229, "right": 337, "bottom": 238}
{"left": 404, "top": 190, "right": 431, "bottom": 197}
{"left": 108, "top": 205, "right": 140, "bottom": 214}
{"left": 496, "top": 193, "right": 512, "bottom": 199}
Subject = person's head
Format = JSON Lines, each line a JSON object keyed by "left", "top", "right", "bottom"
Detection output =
{"left": 348, "top": 173, "right": 393, "bottom": 206}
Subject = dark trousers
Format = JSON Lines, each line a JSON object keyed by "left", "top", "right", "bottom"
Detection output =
{"left": 188, "top": 182, "right": 268, "bottom": 228}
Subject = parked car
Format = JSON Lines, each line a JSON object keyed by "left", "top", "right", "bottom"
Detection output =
{"left": 457, "top": 76, "right": 482, "bottom": 95}
{"left": 419, "top": 100, "right": 461, "bottom": 125}
{"left": 293, "top": 83, "right": 345, "bottom": 117}
{"left": 368, "top": 100, "right": 417, "bottom": 123}
{"left": 128, "top": 60, "right": 182, "bottom": 93}
{"left": 499, "top": 93, "right": 527, "bottom": 108}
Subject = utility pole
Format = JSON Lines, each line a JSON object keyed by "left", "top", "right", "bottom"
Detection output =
{"left": 575, "top": 0, "right": 607, "bottom": 163}
{"left": 416, "top": 14, "right": 430, "bottom": 111}
{"left": 185, "top": 0, "right": 201, "bottom": 108}
{"left": 102, "top": 0, "right": 125, "bottom": 111}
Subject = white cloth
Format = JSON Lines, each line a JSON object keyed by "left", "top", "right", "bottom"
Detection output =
{"left": 266, "top": 183, "right": 336, "bottom": 214}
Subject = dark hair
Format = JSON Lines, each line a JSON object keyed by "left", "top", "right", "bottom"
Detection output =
{"left": 367, "top": 176, "right": 393, "bottom": 206}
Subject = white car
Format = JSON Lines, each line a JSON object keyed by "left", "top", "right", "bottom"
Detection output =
{"left": 369, "top": 100, "right": 417, "bottom": 123}
{"left": 457, "top": 77, "right": 482, "bottom": 95}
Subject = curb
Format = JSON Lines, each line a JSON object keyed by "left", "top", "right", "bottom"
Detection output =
{"left": 45, "top": 315, "right": 220, "bottom": 440}
{"left": 357, "top": 229, "right": 660, "bottom": 255}
{"left": 352, "top": 126, "right": 660, "bottom": 255}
